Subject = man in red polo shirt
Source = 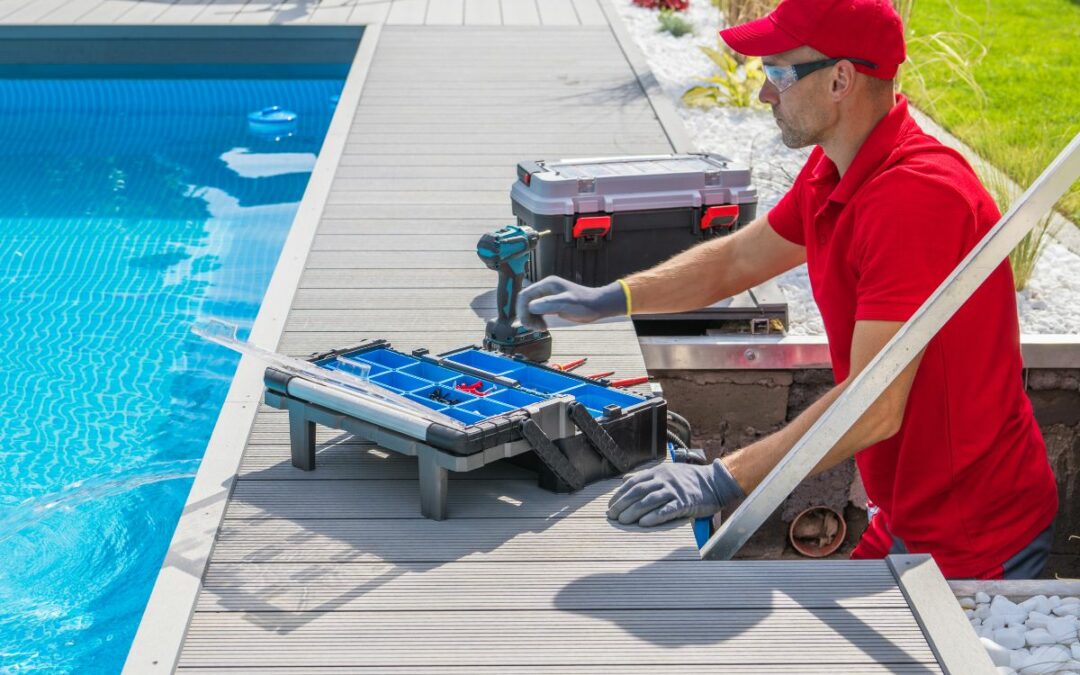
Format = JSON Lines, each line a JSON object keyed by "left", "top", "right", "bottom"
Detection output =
{"left": 517, "top": 0, "right": 1058, "bottom": 578}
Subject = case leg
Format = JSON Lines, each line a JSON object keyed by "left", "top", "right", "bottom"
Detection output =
{"left": 287, "top": 399, "right": 317, "bottom": 471}
{"left": 418, "top": 452, "right": 448, "bottom": 520}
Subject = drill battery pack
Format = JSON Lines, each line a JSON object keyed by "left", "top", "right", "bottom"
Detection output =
{"left": 263, "top": 340, "right": 666, "bottom": 520}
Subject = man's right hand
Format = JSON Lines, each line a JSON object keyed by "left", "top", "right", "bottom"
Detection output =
{"left": 516, "top": 276, "right": 628, "bottom": 332}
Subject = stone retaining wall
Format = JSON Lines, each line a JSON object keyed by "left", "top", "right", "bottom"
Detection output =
{"left": 654, "top": 368, "right": 1080, "bottom": 577}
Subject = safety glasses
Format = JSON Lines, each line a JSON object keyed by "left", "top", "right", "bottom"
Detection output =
{"left": 763, "top": 57, "right": 878, "bottom": 93}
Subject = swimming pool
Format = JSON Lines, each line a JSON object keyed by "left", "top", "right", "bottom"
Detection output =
{"left": 0, "top": 70, "right": 345, "bottom": 673}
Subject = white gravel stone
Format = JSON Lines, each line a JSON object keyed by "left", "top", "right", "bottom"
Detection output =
{"left": 965, "top": 608, "right": 976, "bottom": 619}
{"left": 1020, "top": 645, "right": 1070, "bottom": 674}
{"left": 961, "top": 596, "right": 977, "bottom": 609}
{"left": 1074, "top": 643, "right": 1080, "bottom": 660}
{"left": 1025, "top": 628, "right": 1055, "bottom": 647}
{"left": 1011, "top": 649, "right": 1032, "bottom": 671}
{"left": 995, "top": 668, "right": 1018, "bottom": 675}
{"left": 983, "top": 637, "right": 1014, "bottom": 667}
{"left": 1022, "top": 596, "right": 1053, "bottom": 615}
{"left": 977, "top": 604, "right": 994, "bottom": 620}
{"left": 1028, "top": 611, "right": 1054, "bottom": 629}
{"left": 1055, "top": 604, "right": 1080, "bottom": 618}
{"left": 996, "top": 627, "right": 1028, "bottom": 650}
{"left": 1047, "top": 616, "right": 1080, "bottom": 643}
{"left": 978, "top": 592, "right": 993, "bottom": 604}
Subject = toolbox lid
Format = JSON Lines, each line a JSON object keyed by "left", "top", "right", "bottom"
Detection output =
{"left": 512, "top": 153, "right": 757, "bottom": 216}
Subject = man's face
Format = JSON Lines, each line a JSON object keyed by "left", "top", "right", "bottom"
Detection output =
{"left": 759, "top": 46, "right": 834, "bottom": 149}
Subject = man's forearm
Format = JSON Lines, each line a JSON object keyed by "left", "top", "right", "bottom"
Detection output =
{"left": 721, "top": 380, "right": 899, "bottom": 493}
{"left": 624, "top": 236, "right": 735, "bottom": 315}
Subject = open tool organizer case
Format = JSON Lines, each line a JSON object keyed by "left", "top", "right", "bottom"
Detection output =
{"left": 264, "top": 341, "right": 667, "bottom": 520}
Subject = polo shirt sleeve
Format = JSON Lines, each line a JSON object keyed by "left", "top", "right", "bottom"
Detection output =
{"left": 852, "top": 172, "right": 978, "bottom": 322}
{"left": 768, "top": 186, "right": 805, "bottom": 246}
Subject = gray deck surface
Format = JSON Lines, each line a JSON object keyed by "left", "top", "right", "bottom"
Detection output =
{"left": 160, "top": 24, "right": 949, "bottom": 672}
{"left": 0, "top": 0, "right": 604, "bottom": 25}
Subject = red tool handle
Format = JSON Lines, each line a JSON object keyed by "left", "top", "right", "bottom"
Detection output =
{"left": 610, "top": 376, "right": 649, "bottom": 388}
{"left": 586, "top": 371, "right": 615, "bottom": 380}
{"left": 701, "top": 204, "right": 740, "bottom": 231}
{"left": 551, "top": 357, "right": 587, "bottom": 372}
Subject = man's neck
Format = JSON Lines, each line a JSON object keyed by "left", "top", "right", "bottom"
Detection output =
{"left": 821, "top": 94, "right": 896, "bottom": 177}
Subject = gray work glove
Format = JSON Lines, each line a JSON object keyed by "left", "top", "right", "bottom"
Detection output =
{"left": 516, "top": 276, "right": 627, "bottom": 332}
{"left": 607, "top": 459, "right": 745, "bottom": 527}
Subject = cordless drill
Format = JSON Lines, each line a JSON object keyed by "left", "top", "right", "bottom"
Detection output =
{"left": 476, "top": 224, "right": 552, "bottom": 362}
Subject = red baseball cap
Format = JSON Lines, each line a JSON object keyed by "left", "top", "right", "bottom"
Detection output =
{"left": 719, "top": 0, "right": 906, "bottom": 79}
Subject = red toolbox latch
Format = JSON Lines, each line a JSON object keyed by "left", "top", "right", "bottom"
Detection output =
{"left": 701, "top": 205, "right": 740, "bottom": 231}
{"left": 573, "top": 215, "right": 611, "bottom": 239}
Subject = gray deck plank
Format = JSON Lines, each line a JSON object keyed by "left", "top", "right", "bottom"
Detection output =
{"left": 386, "top": 0, "right": 427, "bottom": 23}
{"left": 35, "top": 0, "right": 101, "bottom": 22}
{"left": 347, "top": 0, "right": 394, "bottom": 23}
{"left": 196, "top": 560, "right": 909, "bottom": 612}
{"left": 2, "top": 0, "right": 72, "bottom": 22}
{"left": 179, "top": 608, "right": 934, "bottom": 668}
{"left": 191, "top": 0, "right": 249, "bottom": 23}
{"left": 425, "top": 0, "right": 464, "bottom": 23}
{"left": 77, "top": 0, "right": 143, "bottom": 22}
{"left": 464, "top": 0, "right": 501, "bottom": 24}
{"left": 499, "top": 0, "right": 539, "bottom": 24}
{"left": 151, "top": 0, "right": 213, "bottom": 23}
{"left": 225, "top": 478, "right": 626, "bottom": 519}
{"left": 177, "top": 668, "right": 941, "bottom": 674}
{"left": 302, "top": 0, "right": 354, "bottom": 23}
{"left": 207, "top": 517, "right": 699, "bottom": 563}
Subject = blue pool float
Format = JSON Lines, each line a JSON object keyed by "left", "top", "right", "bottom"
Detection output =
{"left": 247, "top": 106, "right": 298, "bottom": 135}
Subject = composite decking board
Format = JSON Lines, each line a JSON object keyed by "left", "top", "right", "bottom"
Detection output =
{"left": 299, "top": 268, "right": 497, "bottom": 287}
{"left": 499, "top": 0, "right": 539, "bottom": 24}
{"left": 207, "top": 517, "right": 699, "bottom": 564}
{"left": 284, "top": 308, "right": 635, "bottom": 330}
{"left": 1, "top": 0, "right": 72, "bottom": 22}
{"left": 35, "top": 0, "right": 101, "bottom": 22}
{"left": 82, "top": 0, "right": 151, "bottom": 22}
{"left": 225, "top": 478, "right": 629, "bottom": 519}
{"left": 195, "top": 560, "right": 909, "bottom": 612}
{"left": 464, "top": 0, "right": 501, "bottom": 24}
{"left": 424, "top": 0, "right": 464, "bottom": 23}
{"left": 386, "top": 0, "right": 427, "bottom": 24}
{"left": 347, "top": 0, "right": 394, "bottom": 24}
{"left": 178, "top": 609, "right": 935, "bottom": 668}
{"left": 177, "top": 668, "right": 942, "bottom": 675}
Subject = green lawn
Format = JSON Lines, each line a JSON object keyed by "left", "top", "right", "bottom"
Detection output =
{"left": 903, "top": 0, "right": 1080, "bottom": 224}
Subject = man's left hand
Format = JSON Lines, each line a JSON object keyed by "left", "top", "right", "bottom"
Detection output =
{"left": 606, "top": 459, "right": 745, "bottom": 527}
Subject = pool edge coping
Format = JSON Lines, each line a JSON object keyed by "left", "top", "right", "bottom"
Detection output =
{"left": 121, "top": 23, "right": 382, "bottom": 674}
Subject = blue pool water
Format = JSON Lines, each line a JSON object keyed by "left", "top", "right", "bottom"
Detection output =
{"left": 0, "top": 71, "right": 345, "bottom": 673}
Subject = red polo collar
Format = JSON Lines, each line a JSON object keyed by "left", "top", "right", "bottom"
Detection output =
{"left": 808, "top": 94, "right": 918, "bottom": 205}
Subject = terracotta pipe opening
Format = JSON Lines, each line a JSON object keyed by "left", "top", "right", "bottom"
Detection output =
{"left": 788, "top": 506, "right": 847, "bottom": 558}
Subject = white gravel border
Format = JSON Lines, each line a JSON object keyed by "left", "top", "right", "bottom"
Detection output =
{"left": 611, "top": 0, "right": 1080, "bottom": 336}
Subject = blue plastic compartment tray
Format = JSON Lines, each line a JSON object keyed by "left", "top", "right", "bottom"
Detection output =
{"left": 316, "top": 345, "right": 647, "bottom": 423}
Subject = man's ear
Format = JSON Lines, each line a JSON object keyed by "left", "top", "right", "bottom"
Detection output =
{"left": 830, "top": 61, "right": 857, "bottom": 101}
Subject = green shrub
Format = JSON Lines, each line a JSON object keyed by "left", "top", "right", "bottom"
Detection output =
{"left": 682, "top": 44, "right": 766, "bottom": 109}
{"left": 658, "top": 8, "right": 694, "bottom": 36}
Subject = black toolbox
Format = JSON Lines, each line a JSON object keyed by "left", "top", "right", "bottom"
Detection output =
{"left": 511, "top": 153, "right": 757, "bottom": 287}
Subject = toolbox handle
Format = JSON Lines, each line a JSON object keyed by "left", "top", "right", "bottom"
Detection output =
{"left": 573, "top": 215, "right": 611, "bottom": 239}
{"left": 701, "top": 205, "right": 740, "bottom": 231}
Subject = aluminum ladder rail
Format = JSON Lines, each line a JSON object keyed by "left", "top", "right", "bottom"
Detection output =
{"left": 701, "top": 132, "right": 1080, "bottom": 561}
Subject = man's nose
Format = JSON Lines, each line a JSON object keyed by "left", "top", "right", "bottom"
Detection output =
{"left": 759, "top": 79, "right": 779, "bottom": 105}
